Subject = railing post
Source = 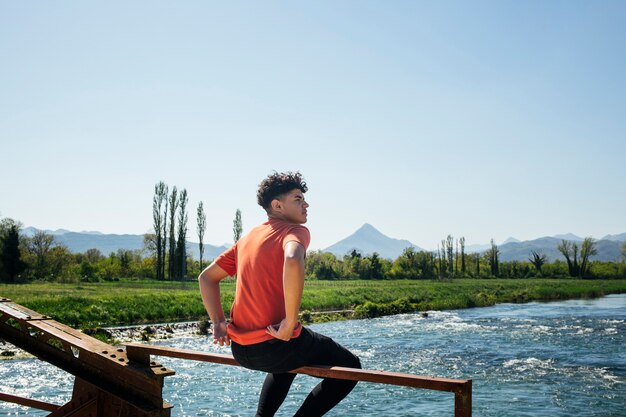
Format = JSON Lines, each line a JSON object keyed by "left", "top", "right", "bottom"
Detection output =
{"left": 454, "top": 380, "right": 472, "bottom": 417}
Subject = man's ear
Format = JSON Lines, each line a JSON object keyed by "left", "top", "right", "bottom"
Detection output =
{"left": 271, "top": 198, "right": 282, "bottom": 212}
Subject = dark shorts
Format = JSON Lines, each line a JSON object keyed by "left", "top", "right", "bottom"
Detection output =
{"left": 231, "top": 327, "right": 360, "bottom": 374}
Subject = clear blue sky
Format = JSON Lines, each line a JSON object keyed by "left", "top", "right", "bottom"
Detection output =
{"left": 1, "top": 1, "right": 625, "bottom": 251}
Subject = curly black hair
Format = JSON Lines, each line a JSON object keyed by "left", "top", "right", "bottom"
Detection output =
{"left": 257, "top": 171, "right": 308, "bottom": 210}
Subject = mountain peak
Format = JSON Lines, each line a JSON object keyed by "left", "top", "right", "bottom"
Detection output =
{"left": 553, "top": 233, "right": 583, "bottom": 241}
{"left": 353, "top": 223, "right": 384, "bottom": 238}
{"left": 502, "top": 237, "right": 521, "bottom": 244}
{"left": 323, "top": 224, "right": 423, "bottom": 259}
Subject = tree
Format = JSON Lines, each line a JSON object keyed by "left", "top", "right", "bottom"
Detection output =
{"left": 176, "top": 189, "right": 188, "bottom": 280}
{"left": 152, "top": 182, "right": 168, "bottom": 281}
{"left": 369, "top": 252, "right": 384, "bottom": 279}
{"left": 84, "top": 248, "right": 105, "bottom": 263}
{"left": 305, "top": 251, "right": 340, "bottom": 280}
{"left": 437, "top": 244, "right": 443, "bottom": 278}
{"left": 454, "top": 238, "right": 459, "bottom": 275}
{"left": 343, "top": 249, "right": 363, "bottom": 279}
{"left": 486, "top": 239, "right": 500, "bottom": 277}
{"left": 168, "top": 186, "right": 178, "bottom": 280}
{"left": 579, "top": 237, "right": 597, "bottom": 278}
{"left": 117, "top": 249, "right": 133, "bottom": 277}
{"left": 622, "top": 241, "right": 626, "bottom": 263}
{"left": 475, "top": 252, "right": 480, "bottom": 276}
{"left": 557, "top": 240, "right": 580, "bottom": 277}
{"left": 529, "top": 250, "right": 547, "bottom": 275}
{"left": 446, "top": 235, "right": 454, "bottom": 277}
{"left": 27, "top": 230, "right": 56, "bottom": 279}
{"left": 0, "top": 219, "right": 25, "bottom": 282}
{"left": 391, "top": 247, "right": 420, "bottom": 279}
{"left": 233, "top": 209, "right": 243, "bottom": 243}
{"left": 197, "top": 201, "right": 206, "bottom": 270}
{"left": 460, "top": 237, "right": 466, "bottom": 275}
{"left": 161, "top": 186, "right": 169, "bottom": 281}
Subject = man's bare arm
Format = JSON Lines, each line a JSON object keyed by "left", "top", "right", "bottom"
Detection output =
{"left": 198, "top": 262, "right": 230, "bottom": 346}
{"left": 266, "top": 240, "right": 305, "bottom": 341}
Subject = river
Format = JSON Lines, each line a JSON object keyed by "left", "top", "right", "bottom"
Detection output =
{"left": 1, "top": 294, "right": 624, "bottom": 416}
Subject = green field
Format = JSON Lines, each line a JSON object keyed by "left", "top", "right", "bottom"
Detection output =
{"left": 2, "top": 278, "right": 625, "bottom": 330}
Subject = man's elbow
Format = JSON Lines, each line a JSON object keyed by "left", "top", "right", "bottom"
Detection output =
{"left": 199, "top": 262, "right": 228, "bottom": 284}
{"left": 284, "top": 255, "right": 305, "bottom": 268}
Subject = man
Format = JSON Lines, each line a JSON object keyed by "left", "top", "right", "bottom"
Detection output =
{"left": 199, "top": 171, "right": 361, "bottom": 417}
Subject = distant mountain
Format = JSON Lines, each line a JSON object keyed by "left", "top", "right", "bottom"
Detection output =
{"left": 465, "top": 243, "right": 492, "bottom": 253}
{"left": 601, "top": 233, "right": 626, "bottom": 242}
{"left": 323, "top": 223, "right": 423, "bottom": 260}
{"left": 22, "top": 227, "right": 76, "bottom": 237}
{"left": 553, "top": 233, "right": 583, "bottom": 242}
{"left": 22, "top": 228, "right": 229, "bottom": 261}
{"left": 496, "top": 237, "right": 622, "bottom": 262}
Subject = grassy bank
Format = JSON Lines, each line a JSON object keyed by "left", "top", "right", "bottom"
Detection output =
{"left": 2, "top": 278, "right": 625, "bottom": 330}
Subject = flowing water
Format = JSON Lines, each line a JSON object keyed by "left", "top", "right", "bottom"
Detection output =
{"left": 1, "top": 294, "right": 624, "bottom": 416}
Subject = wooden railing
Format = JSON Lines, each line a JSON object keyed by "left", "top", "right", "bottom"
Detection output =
{"left": 0, "top": 297, "right": 175, "bottom": 417}
{"left": 0, "top": 297, "right": 471, "bottom": 416}
{"left": 125, "top": 343, "right": 472, "bottom": 417}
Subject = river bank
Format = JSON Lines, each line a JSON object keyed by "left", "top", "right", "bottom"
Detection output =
{"left": 2, "top": 278, "right": 625, "bottom": 331}
{"left": 2, "top": 278, "right": 626, "bottom": 357}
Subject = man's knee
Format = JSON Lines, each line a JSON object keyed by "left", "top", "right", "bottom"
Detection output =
{"left": 348, "top": 353, "right": 361, "bottom": 369}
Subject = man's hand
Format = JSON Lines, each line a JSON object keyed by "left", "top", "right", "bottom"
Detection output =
{"left": 212, "top": 321, "right": 230, "bottom": 346}
{"left": 266, "top": 318, "right": 296, "bottom": 341}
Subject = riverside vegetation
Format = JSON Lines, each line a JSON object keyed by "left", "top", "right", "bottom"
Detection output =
{"left": 1, "top": 278, "right": 625, "bottom": 335}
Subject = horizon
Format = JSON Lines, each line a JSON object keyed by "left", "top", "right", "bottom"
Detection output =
{"left": 2, "top": 2, "right": 625, "bottom": 251}
{"left": 18, "top": 223, "right": 626, "bottom": 252}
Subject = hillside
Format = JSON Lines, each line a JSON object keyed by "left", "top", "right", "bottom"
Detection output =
{"left": 23, "top": 228, "right": 229, "bottom": 261}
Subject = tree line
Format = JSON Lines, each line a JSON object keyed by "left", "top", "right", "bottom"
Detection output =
{"left": 0, "top": 181, "right": 245, "bottom": 283}
{"left": 305, "top": 236, "right": 626, "bottom": 280}
{"left": 2, "top": 208, "right": 626, "bottom": 283}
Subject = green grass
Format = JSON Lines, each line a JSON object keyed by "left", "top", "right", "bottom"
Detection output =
{"left": 1, "top": 278, "right": 625, "bottom": 329}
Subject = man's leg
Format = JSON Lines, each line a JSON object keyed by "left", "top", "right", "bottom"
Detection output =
{"left": 255, "top": 372, "right": 297, "bottom": 417}
{"left": 293, "top": 329, "right": 361, "bottom": 417}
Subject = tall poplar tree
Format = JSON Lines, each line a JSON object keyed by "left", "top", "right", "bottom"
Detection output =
{"left": 161, "top": 189, "right": 169, "bottom": 281}
{"left": 197, "top": 201, "right": 206, "bottom": 270}
{"left": 487, "top": 239, "right": 500, "bottom": 277}
{"left": 233, "top": 209, "right": 243, "bottom": 243}
{"left": 460, "top": 237, "right": 466, "bottom": 275}
{"left": 176, "top": 189, "right": 188, "bottom": 280}
{"left": 152, "top": 182, "right": 168, "bottom": 281}
{"left": 454, "top": 238, "right": 459, "bottom": 275}
{"left": 168, "top": 187, "right": 178, "bottom": 280}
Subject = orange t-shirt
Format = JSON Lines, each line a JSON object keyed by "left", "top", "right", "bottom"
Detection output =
{"left": 215, "top": 218, "right": 311, "bottom": 345}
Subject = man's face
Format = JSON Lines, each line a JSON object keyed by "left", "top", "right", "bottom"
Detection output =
{"left": 273, "top": 188, "right": 309, "bottom": 224}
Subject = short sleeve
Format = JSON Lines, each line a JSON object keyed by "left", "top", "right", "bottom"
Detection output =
{"left": 215, "top": 244, "right": 237, "bottom": 276}
{"left": 282, "top": 225, "right": 311, "bottom": 251}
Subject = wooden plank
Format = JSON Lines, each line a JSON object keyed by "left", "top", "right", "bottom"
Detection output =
{"left": 293, "top": 365, "right": 469, "bottom": 393}
{"left": 127, "top": 343, "right": 238, "bottom": 366}
{"left": 0, "top": 301, "right": 47, "bottom": 321}
{"left": 29, "top": 320, "right": 110, "bottom": 351}
{"left": 0, "top": 392, "right": 61, "bottom": 412}
{"left": 125, "top": 343, "right": 470, "bottom": 393}
{"left": 454, "top": 380, "right": 472, "bottom": 417}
